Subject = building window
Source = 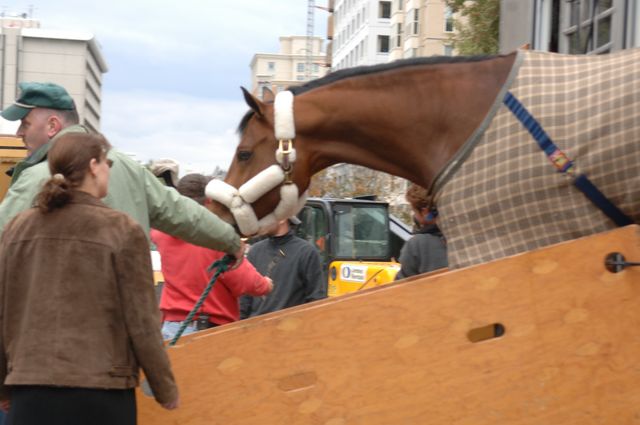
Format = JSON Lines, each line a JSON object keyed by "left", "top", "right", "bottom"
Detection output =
{"left": 297, "top": 62, "right": 305, "bottom": 72}
{"left": 397, "top": 0, "right": 403, "bottom": 12}
{"left": 444, "top": 45, "right": 454, "bottom": 56}
{"left": 379, "top": 1, "right": 391, "bottom": 19}
{"left": 268, "top": 61, "right": 275, "bottom": 72}
{"left": 445, "top": 6, "right": 454, "bottom": 32}
{"left": 378, "top": 35, "right": 390, "bottom": 53}
{"left": 395, "top": 22, "right": 403, "bottom": 47}
{"left": 313, "top": 63, "right": 320, "bottom": 73}
{"left": 406, "top": 8, "right": 419, "bottom": 36}
{"left": 560, "top": 0, "right": 620, "bottom": 54}
{"left": 297, "top": 75, "right": 305, "bottom": 81}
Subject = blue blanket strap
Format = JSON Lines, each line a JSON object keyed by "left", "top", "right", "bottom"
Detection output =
{"left": 503, "top": 91, "right": 633, "bottom": 227}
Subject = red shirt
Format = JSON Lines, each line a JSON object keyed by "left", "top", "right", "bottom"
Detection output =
{"left": 151, "top": 230, "right": 270, "bottom": 325}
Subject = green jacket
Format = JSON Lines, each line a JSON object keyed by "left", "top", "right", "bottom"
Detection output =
{"left": 10, "top": 141, "right": 50, "bottom": 184}
{"left": 0, "top": 126, "right": 240, "bottom": 253}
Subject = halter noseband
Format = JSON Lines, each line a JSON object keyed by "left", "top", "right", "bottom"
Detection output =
{"left": 205, "top": 91, "right": 307, "bottom": 236}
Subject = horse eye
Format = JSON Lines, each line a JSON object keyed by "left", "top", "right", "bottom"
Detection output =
{"left": 237, "top": 151, "right": 252, "bottom": 161}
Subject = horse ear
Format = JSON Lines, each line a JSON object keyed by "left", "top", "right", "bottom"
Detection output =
{"left": 241, "top": 87, "right": 265, "bottom": 117}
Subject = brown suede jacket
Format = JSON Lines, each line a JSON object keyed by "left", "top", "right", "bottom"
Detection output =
{"left": 0, "top": 191, "right": 177, "bottom": 404}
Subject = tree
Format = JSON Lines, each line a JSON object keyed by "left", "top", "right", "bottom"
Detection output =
{"left": 445, "top": 0, "right": 500, "bottom": 55}
{"left": 309, "top": 164, "right": 413, "bottom": 226}
{"left": 211, "top": 166, "right": 227, "bottom": 179}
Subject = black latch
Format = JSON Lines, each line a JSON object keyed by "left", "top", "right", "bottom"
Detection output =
{"left": 604, "top": 252, "right": 640, "bottom": 273}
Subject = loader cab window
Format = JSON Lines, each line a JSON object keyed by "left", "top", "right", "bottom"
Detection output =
{"left": 333, "top": 203, "right": 389, "bottom": 260}
{"left": 296, "top": 205, "right": 329, "bottom": 268}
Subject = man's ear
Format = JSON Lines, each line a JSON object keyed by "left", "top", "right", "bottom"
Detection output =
{"left": 47, "top": 115, "right": 64, "bottom": 138}
{"left": 88, "top": 157, "right": 99, "bottom": 177}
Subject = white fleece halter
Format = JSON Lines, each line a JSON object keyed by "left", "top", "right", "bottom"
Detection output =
{"left": 206, "top": 91, "right": 306, "bottom": 236}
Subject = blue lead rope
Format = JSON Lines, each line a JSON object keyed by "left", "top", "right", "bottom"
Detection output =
{"left": 168, "top": 254, "right": 234, "bottom": 347}
{"left": 503, "top": 91, "right": 633, "bottom": 227}
{"left": 142, "top": 254, "right": 235, "bottom": 397}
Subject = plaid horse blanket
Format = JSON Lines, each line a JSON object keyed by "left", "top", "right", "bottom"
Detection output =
{"left": 437, "top": 48, "right": 640, "bottom": 269}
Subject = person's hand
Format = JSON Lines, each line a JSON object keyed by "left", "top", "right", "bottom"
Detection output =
{"left": 161, "top": 394, "right": 180, "bottom": 410}
{"left": 231, "top": 240, "right": 247, "bottom": 269}
{"left": 0, "top": 398, "right": 10, "bottom": 413}
{"left": 265, "top": 277, "right": 274, "bottom": 293}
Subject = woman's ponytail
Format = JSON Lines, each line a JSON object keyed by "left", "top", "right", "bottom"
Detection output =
{"left": 35, "top": 173, "right": 74, "bottom": 213}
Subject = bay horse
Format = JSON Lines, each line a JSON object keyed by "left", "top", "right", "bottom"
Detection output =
{"left": 208, "top": 48, "right": 640, "bottom": 269}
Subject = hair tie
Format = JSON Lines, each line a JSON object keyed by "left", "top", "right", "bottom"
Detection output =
{"left": 52, "top": 173, "right": 65, "bottom": 182}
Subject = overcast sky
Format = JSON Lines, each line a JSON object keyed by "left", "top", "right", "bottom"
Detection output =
{"left": 4, "top": 1, "right": 328, "bottom": 174}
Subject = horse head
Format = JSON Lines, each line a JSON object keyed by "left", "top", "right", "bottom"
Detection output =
{"left": 207, "top": 87, "right": 311, "bottom": 237}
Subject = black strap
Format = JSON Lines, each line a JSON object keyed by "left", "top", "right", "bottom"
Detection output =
{"left": 503, "top": 91, "right": 633, "bottom": 227}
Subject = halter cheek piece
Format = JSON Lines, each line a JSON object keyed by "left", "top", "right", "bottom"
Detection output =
{"left": 205, "top": 91, "right": 307, "bottom": 236}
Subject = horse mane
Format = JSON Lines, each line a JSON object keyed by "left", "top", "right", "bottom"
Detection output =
{"left": 238, "top": 110, "right": 255, "bottom": 134}
{"left": 289, "top": 54, "right": 497, "bottom": 95}
{"left": 237, "top": 54, "right": 497, "bottom": 134}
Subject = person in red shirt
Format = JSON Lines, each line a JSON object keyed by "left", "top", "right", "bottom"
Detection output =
{"left": 151, "top": 173, "right": 272, "bottom": 340}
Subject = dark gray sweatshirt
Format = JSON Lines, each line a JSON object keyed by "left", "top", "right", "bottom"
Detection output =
{"left": 240, "top": 230, "right": 326, "bottom": 319}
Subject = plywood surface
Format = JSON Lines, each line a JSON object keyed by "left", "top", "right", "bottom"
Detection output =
{"left": 139, "top": 226, "right": 640, "bottom": 424}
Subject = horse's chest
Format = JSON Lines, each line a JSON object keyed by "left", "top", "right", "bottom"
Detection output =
{"left": 438, "top": 49, "right": 640, "bottom": 269}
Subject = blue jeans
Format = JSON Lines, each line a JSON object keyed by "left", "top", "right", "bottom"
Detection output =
{"left": 161, "top": 321, "right": 198, "bottom": 341}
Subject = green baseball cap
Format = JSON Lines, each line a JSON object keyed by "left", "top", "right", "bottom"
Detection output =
{"left": 1, "top": 82, "right": 75, "bottom": 121}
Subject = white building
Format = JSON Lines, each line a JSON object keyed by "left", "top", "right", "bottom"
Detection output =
{"left": 390, "top": 0, "right": 456, "bottom": 61}
{"left": 250, "top": 35, "right": 328, "bottom": 99}
{"left": 332, "top": 0, "right": 393, "bottom": 70}
{"left": 0, "top": 15, "right": 108, "bottom": 132}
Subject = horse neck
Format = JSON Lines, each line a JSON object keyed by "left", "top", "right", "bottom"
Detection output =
{"left": 294, "top": 53, "right": 517, "bottom": 188}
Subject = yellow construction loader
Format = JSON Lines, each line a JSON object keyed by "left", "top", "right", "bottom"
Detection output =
{"left": 295, "top": 197, "right": 411, "bottom": 297}
{"left": 0, "top": 135, "right": 27, "bottom": 200}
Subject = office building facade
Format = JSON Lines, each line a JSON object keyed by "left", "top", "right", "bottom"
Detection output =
{"left": 0, "top": 16, "right": 108, "bottom": 132}
{"left": 331, "top": 0, "right": 393, "bottom": 70}
{"left": 390, "top": 0, "right": 455, "bottom": 61}
{"left": 250, "top": 35, "right": 328, "bottom": 99}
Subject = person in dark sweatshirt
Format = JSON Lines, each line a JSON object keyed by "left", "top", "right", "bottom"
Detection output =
{"left": 395, "top": 183, "right": 448, "bottom": 280}
{"left": 240, "top": 217, "right": 326, "bottom": 319}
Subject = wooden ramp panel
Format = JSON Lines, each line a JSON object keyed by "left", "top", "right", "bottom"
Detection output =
{"left": 138, "top": 226, "right": 640, "bottom": 424}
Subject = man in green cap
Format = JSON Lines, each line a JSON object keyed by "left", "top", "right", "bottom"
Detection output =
{"left": 0, "top": 81, "right": 245, "bottom": 262}
{"left": 2, "top": 82, "right": 78, "bottom": 183}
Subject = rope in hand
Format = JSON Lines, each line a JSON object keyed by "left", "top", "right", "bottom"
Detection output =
{"left": 142, "top": 254, "right": 234, "bottom": 397}
{"left": 168, "top": 254, "right": 234, "bottom": 346}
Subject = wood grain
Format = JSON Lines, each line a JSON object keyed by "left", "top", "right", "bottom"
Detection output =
{"left": 139, "top": 225, "right": 640, "bottom": 424}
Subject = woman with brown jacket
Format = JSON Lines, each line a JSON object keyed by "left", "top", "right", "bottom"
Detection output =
{"left": 0, "top": 133, "right": 178, "bottom": 424}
